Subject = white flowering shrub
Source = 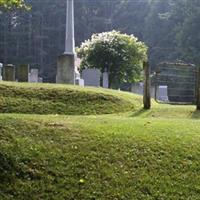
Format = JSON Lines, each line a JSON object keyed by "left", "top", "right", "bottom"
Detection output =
{"left": 77, "top": 30, "right": 147, "bottom": 88}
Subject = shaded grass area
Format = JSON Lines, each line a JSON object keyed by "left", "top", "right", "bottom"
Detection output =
{"left": 131, "top": 103, "right": 200, "bottom": 119}
{"left": 0, "top": 82, "right": 141, "bottom": 115}
{"left": 1, "top": 114, "right": 200, "bottom": 199}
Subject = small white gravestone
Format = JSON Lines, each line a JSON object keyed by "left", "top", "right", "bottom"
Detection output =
{"left": 0, "top": 63, "right": 3, "bottom": 81}
{"left": 38, "top": 77, "right": 43, "bottom": 83}
{"left": 103, "top": 72, "right": 109, "bottom": 88}
{"left": 29, "top": 69, "right": 39, "bottom": 83}
{"left": 158, "top": 85, "right": 168, "bottom": 101}
{"left": 82, "top": 68, "right": 101, "bottom": 87}
{"left": 75, "top": 78, "right": 84, "bottom": 87}
{"left": 75, "top": 67, "right": 80, "bottom": 80}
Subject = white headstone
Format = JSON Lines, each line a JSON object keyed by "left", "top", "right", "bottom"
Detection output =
{"left": 0, "top": 63, "right": 3, "bottom": 81}
{"left": 75, "top": 78, "right": 84, "bottom": 87}
{"left": 103, "top": 72, "right": 109, "bottom": 88}
{"left": 29, "top": 69, "right": 39, "bottom": 83}
{"left": 82, "top": 68, "right": 101, "bottom": 87}
{"left": 158, "top": 85, "right": 168, "bottom": 101}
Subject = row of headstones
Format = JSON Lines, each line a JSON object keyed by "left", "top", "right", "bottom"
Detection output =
{"left": 0, "top": 64, "right": 107, "bottom": 87}
{"left": 130, "top": 82, "right": 168, "bottom": 101}
{"left": 76, "top": 68, "right": 109, "bottom": 88}
{"left": 0, "top": 64, "right": 42, "bottom": 83}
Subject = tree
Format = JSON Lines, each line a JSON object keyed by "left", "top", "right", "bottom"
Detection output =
{"left": 0, "top": 0, "right": 27, "bottom": 9}
{"left": 77, "top": 30, "right": 147, "bottom": 88}
{"left": 1, "top": 0, "right": 199, "bottom": 83}
{"left": 170, "top": 0, "right": 200, "bottom": 65}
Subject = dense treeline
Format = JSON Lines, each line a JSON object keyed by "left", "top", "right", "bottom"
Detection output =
{"left": 0, "top": 0, "right": 199, "bottom": 82}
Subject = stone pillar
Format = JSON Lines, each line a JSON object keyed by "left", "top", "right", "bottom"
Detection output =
{"left": 17, "top": 64, "right": 29, "bottom": 82}
{"left": 0, "top": 63, "right": 3, "bottom": 81}
{"left": 3, "top": 64, "right": 15, "bottom": 81}
{"left": 56, "top": 0, "right": 75, "bottom": 84}
{"left": 103, "top": 72, "right": 109, "bottom": 88}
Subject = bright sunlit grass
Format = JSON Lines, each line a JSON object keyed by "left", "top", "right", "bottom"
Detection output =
{"left": 1, "top": 82, "right": 200, "bottom": 199}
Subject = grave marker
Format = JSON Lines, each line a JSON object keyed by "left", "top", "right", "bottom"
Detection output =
{"left": 29, "top": 69, "right": 39, "bottom": 83}
{"left": 82, "top": 68, "right": 101, "bottom": 87}
{"left": 0, "top": 63, "right": 3, "bottom": 81}
{"left": 18, "top": 64, "right": 29, "bottom": 82}
{"left": 3, "top": 64, "right": 15, "bottom": 81}
{"left": 75, "top": 78, "right": 84, "bottom": 87}
{"left": 103, "top": 72, "right": 109, "bottom": 88}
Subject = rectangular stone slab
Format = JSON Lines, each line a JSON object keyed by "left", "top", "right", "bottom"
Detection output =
{"left": 3, "top": 65, "right": 15, "bottom": 81}
{"left": 17, "top": 64, "right": 29, "bottom": 82}
{"left": 29, "top": 69, "right": 39, "bottom": 83}
{"left": 82, "top": 68, "right": 101, "bottom": 87}
{"left": 56, "top": 54, "right": 75, "bottom": 84}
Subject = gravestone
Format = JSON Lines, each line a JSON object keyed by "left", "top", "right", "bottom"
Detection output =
{"left": 82, "top": 68, "right": 101, "bottom": 87}
{"left": 103, "top": 72, "right": 109, "bottom": 88}
{"left": 0, "top": 63, "right": 3, "bottom": 81}
{"left": 38, "top": 77, "right": 43, "bottom": 83}
{"left": 57, "top": 54, "right": 75, "bottom": 84}
{"left": 3, "top": 64, "right": 15, "bottom": 81}
{"left": 29, "top": 69, "right": 38, "bottom": 83}
{"left": 158, "top": 85, "right": 168, "bottom": 101}
{"left": 75, "top": 78, "right": 84, "bottom": 87}
{"left": 17, "top": 64, "right": 29, "bottom": 82}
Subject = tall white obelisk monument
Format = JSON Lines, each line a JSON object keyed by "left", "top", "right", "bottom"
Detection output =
{"left": 56, "top": 0, "right": 75, "bottom": 84}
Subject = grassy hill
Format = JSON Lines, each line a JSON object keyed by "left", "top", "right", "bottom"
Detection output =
{"left": 1, "top": 110, "right": 200, "bottom": 199}
{"left": 0, "top": 82, "right": 141, "bottom": 115}
{"left": 1, "top": 82, "right": 200, "bottom": 199}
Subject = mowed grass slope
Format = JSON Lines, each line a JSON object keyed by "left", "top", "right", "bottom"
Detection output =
{"left": 1, "top": 82, "right": 200, "bottom": 199}
{"left": 1, "top": 113, "right": 200, "bottom": 200}
{"left": 0, "top": 82, "right": 141, "bottom": 115}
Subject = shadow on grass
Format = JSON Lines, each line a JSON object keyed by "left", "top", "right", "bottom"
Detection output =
{"left": 191, "top": 110, "right": 200, "bottom": 119}
{"left": 131, "top": 108, "right": 150, "bottom": 117}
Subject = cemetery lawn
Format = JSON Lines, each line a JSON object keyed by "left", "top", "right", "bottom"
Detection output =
{"left": 1, "top": 102, "right": 200, "bottom": 199}
{"left": 1, "top": 82, "right": 200, "bottom": 199}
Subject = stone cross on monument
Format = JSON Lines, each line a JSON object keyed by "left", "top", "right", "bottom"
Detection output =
{"left": 56, "top": 0, "right": 75, "bottom": 84}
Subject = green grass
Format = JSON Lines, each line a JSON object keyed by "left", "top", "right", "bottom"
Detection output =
{"left": 1, "top": 82, "right": 200, "bottom": 199}
{"left": 0, "top": 82, "right": 141, "bottom": 115}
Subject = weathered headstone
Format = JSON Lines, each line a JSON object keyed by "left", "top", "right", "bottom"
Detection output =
{"left": 158, "top": 85, "right": 168, "bottom": 101}
{"left": 3, "top": 64, "right": 15, "bottom": 81}
{"left": 103, "top": 72, "right": 109, "bottom": 88}
{"left": 0, "top": 63, "right": 3, "bottom": 81}
{"left": 17, "top": 64, "right": 29, "bottom": 82}
{"left": 57, "top": 54, "right": 75, "bottom": 84}
{"left": 82, "top": 68, "right": 101, "bottom": 87}
{"left": 75, "top": 78, "right": 84, "bottom": 87}
{"left": 29, "top": 69, "right": 38, "bottom": 83}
